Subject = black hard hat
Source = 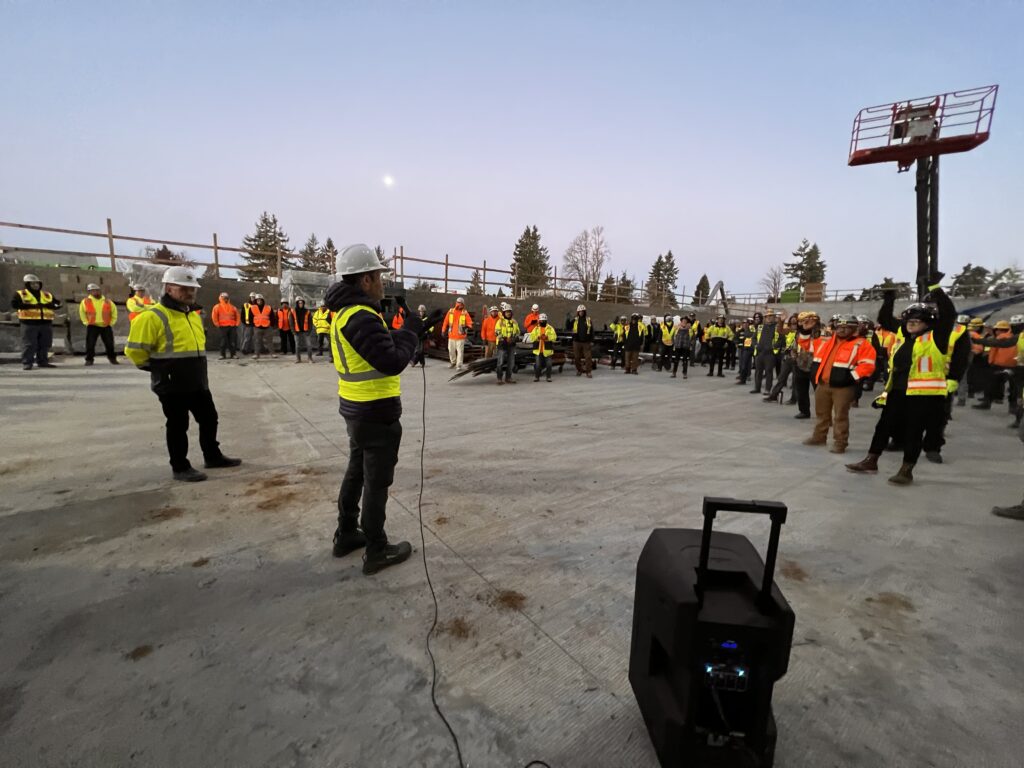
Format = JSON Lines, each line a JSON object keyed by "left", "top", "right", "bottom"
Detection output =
{"left": 901, "top": 303, "right": 937, "bottom": 323}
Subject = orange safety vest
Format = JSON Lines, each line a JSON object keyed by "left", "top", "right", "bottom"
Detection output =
{"left": 276, "top": 308, "right": 292, "bottom": 331}
{"left": 989, "top": 331, "right": 1017, "bottom": 367}
{"left": 211, "top": 300, "right": 240, "bottom": 327}
{"left": 481, "top": 314, "right": 498, "bottom": 342}
{"left": 81, "top": 296, "right": 114, "bottom": 326}
{"left": 251, "top": 304, "right": 272, "bottom": 328}
{"left": 443, "top": 307, "right": 472, "bottom": 340}
{"left": 289, "top": 309, "right": 310, "bottom": 332}
{"left": 969, "top": 330, "right": 984, "bottom": 356}
{"left": 127, "top": 295, "right": 154, "bottom": 321}
{"left": 391, "top": 307, "right": 405, "bottom": 330}
{"left": 813, "top": 336, "right": 875, "bottom": 385}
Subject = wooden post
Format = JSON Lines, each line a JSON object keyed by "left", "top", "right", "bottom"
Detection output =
{"left": 105, "top": 217, "right": 116, "bottom": 271}
{"left": 276, "top": 247, "right": 282, "bottom": 282}
{"left": 444, "top": 253, "right": 449, "bottom": 294}
{"left": 399, "top": 245, "right": 405, "bottom": 284}
{"left": 553, "top": 266, "right": 558, "bottom": 297}
{"left": 212, "top": 233, "right": 221, "bottom": 278}
{"left": 482, "top": 259, "right": 487, "bottom": 294}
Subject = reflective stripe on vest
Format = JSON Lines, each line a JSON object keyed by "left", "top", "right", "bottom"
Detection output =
{"left": 313, "top": 308, "right": 332, "bottom": 333}
{"left": 887, "top": 331, "right": 947, "bottom": 396}
{"left": 127, "top": 295, "right": 154, "bottom": 321}
{"left": 81, "top": 296, "right": 113, "bottom": 326}
{"left": 659, "top": 323, "right": 676, "bottom": 346}
{"left": 331, "top": 305, "right": 401, "bottom": 401}
{"left": 252, "top": 305, "right": 271, "bottom": 328}
{"left": 125, "top": 302, "right": 206, "bottom": 360}
{"left": 16, "top": 289, "right": 55, "bottom": 321}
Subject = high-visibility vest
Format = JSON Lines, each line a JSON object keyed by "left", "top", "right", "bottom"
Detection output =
{"left": 290, "top": 309, "right": 311, "bottom": 332}
{"left": 443, "top": 308, "right": 471, "bottom": 340}
{"left": 884, "top": 331, "right": 947, "bottom": 396}
{"left": 529, "top": 324, "right": 557, "bottom": 356}
{"left": 481, "top": 314, "right": 499, "bottom": 342}
{"left": 243, "top": 302, "right": 253, "bottom": 323}
{"left": 313, "top": 307, "right": 333, "bottom": 333}
{"left": 331, "top": 305, "right": 401, "bottom": 402}
{"left": 944, "top": 323, "right": 967, "bottom": 372}
{"left": 251, "top": 304, "right": 272, "bottom": 328}
{"left": 276, "top": 308, "right": 292, "bottom": 331}
{"left": 125, "top": 301, "right": 206, "bottom": 366}
{"left": 126, "top": 295, "right": 154, "bottom": 321}
{"left": 753, "top": 324, "right": 779, "bottom": 355}
{"left": 495, "top": 317, "right": 520, "bottom": 342}
{"left": 812, "top": 336, "right": 874, "bottom": 385}
{"left": 211, "top": 300, "right": 240, "bottom": 327}
{"left": 391, "top": 307, "right": 406, "bottom": 330}
{"left": 16, "top": 289, "right": 55, "bottom": 321}
{"left": 706, "top": 325, "right": 733, "bottom": 342}
{"left": 969, "top": 330, "right": 985, "bottom": 356}
{"left": 989, "top": 331, "right": 1017, "bottom": 367}
{"left": 1017, "top": 332, "right": 1024, "bottom": 367}
{"left": 79, "top": 295, "right": 115, "bottom": 327}
{"left": 572, "top": 316, "right": 592, "bottom": 338}
{"left": 659, "top": 322, "right": 677, "bottom": 346}
{"left": 689, "top": 322, "right": 702, "bottom": 339}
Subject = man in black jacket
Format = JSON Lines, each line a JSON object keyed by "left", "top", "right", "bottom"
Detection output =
{"left": 571, "top": 304, "right": 594, "bottom": 378}
{"left": 12, "top": 273, "right": 62, "bottom": 370}
{"left": 326, "top": 244, "right": 444, "bottom": 575}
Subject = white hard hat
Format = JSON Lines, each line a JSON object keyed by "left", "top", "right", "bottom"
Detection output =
{"left": 335, "top": 243, "right": 389, "bottom": 276}
{"left": 489, "top": 305, "right": 498, "bottom": 311}
{"left": 86, "top": 283, "right": 101, "bottom": 291}
{"left": 418, "top": 304, "right": 427, "bottom": 312}
{"left": 500, "top": 302, "right": 512, "bottom": 311}
{"left": 577, "top": 304, "right": 586, "bottom": 311}
{"left": 254, "top": 293, "right": 264, "bottom": 300}
{"left": 455, "top": 297, "right": 465, "bottom": 304}
{"left": 161, "top": 266, "right": 200, "bottom": 288}
{"left": 1010, "top": 314, "right": 1024, "bottom": 325}
{"left": 219, "top": 292, "right": 229, "bottom": 299}
{"left": 956, "top": 314, "right": 970, "bottom": 325}
{"left": 531, "top": 303, "right": 539, "bottom": 311}
{"left": 539, "top": 313, "right": 548, "bottom": 321}
{"left": 23, "top": 273, "right": 41, "bottom": 283}
{"left": 134, "top": 285, "right": 146, "bottom": 292}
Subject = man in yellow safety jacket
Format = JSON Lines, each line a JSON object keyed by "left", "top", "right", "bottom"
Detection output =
{"left": 312, "top": 300, "right": 334, "bottom": 357}
{"left": 494, "top": 302, "right": 520, "bottom": 384}
{"left": 78, "top": 282, "right": 120, "bottom": 366}
{"left": 12, "top": 273, "right": 62, "bottom": 370}
{"left": 529, "top": 312, "right": 558, "bottom": 382}
{"left": 126, "top": 286, "right": 155, "bottom": 322}
{"left": 325, "top": 244, "right": 443, "bottom": 574}
{"left": 125, "top": 266, "right": 241, "bottom": 482}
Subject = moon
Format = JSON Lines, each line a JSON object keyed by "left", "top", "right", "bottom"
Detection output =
{"left": 382, "top": 175, "right": 395, "bottom": 187}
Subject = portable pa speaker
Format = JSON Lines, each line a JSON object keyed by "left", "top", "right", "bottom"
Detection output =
{"left": 629, "top": 497, "right": 795, "bottom": 768}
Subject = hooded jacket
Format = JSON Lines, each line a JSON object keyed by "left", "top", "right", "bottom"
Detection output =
{"left": 324, "top": 281, "right": 422, "bottom": 422}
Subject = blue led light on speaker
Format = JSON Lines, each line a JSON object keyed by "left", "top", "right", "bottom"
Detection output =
{"left": 721, "top": 640, "right": 738, "bottom": 649}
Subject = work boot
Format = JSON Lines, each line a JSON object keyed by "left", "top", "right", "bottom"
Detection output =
{"left": 533, "top": 377, "right": 540, "bottom": 382}
{"left": 845, "top": 454, "right": 880, "bottom": 474}
{"left": 546, "top": 376, "right": 552, "bottom": 382}
{"left": 925, "top": 451, "right": 943, "bottom": 464}
{"left": 887, "top": 463, "right": 915, "bottom": 485}
{"left": 992, "top": 498, "right": 1024, "bottom": 520}
{"left": 85, "top": 359, "right": 94, "bottom": 366}
{"left": 173, "top": 467, "right": 208, "bottom": 482}
{"left": 716, "top": 373, "right": 725, "bottom": 377}
{"left": 109, "top": 358, "right": 120, "bottom": 364}
{"left": 507, "top": 379, "right": 516, "bottom": 384}
{"left": 972, "top": 401, "right": 992, "bottom": 410}
{"left": 749, "top": 388, "right": 760, "bottom": 394}
{"left": 496, "top": 380, "right": 504, "bottom": 385}
{"left": 576, "top": 370, "right": 582, "bottom": 376}
{"left": 204, "top": 455, "right": 242, "bottom": 469}
{"left": 333, "top": 528, "right": 368, "bottom": 557}
{"left": 22, "top": 365, "right": 32, "bottom": 371}
{"left": 829, "top": 445, "right": 846, "bottom": 454}
{"left": 585, "top": 372, "right": 591, "bottom": 378}
{"left": 39, "top": 362, "right": 57, "bottom": 368}
{"left": 802, "top": 437, "right": 827, "bottom": 446}
{"left": 794, "top": 413, "right": 810, "bottom": 420}
{"left": 671, "top": 373, "right": 677, "bottom": 378}
{"left": 363, "top": 541, "right": 412, "bottom": 575}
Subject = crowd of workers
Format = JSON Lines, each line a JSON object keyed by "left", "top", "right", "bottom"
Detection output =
{"left": 10, "top": 266, "right": 1024, "bottom": 536}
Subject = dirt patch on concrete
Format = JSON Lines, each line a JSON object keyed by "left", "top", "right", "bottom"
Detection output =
{"left": 243, "top": 474, "right": 290, "bottom": 495}
{"left": 295, "top": 466, "right": 323, "bottom": 476}
{"left": 434, "top": 515, "right": 450, "bottom": 526}
{"left": 255, "top": 488, "right": 300, "bottom": 511}
{"left": 125, "top": 645, "right": 153, "bottom": 661}
{"left": 491, "top": 590, "right": 527, "bottom": 612}
{"left": 438, "top": 617, "right": 473, "bottom": 639}
{"left": 0, "top": 458, "right": 36, "bottom": 476}
{"left": 866, "top": 592, "right": 916, "bottom": 613}
{"left": 780, "top": 560, "right": 809, "bottom": 582}
{"left": 191, "top": 557, "right": 210, "bottom": 568}
{"left": 150, "top": 507, "right": 184, "bottom": 521}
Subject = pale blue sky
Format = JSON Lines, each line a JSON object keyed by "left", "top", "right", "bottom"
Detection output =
{"left": 2, "top": 1, "right": 1021, "bottom": 292}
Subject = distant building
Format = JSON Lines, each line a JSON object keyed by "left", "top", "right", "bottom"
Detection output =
{"left": 0, "top": 247, "right": 101, "bottom": 269}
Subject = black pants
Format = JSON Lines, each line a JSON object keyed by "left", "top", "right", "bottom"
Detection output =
{"left": 706, "top": 344, "right": 725, "bottom": 376}
{"left": 21, "top": 323, "right": 53, "bottom": 367}
{"left": 868, "top": 390, "right": 946, "bottom": 466}
{"left": 279, "top": 330, "right": 295, "bottom": 354}
{"left": 534, "top": 355, "right": 553, "bottom": 379}
{"left": 219, "top": 326, "right": 238, "bottom": 357}
{"left": 754, "top": 352, "right": 776, "bottom": 393}
{"left": 725, "top": 343, "right": 737, "bottom": 370}
{"left": 737, "top": 348, "right": 753, "bottom": 382}
{"left": 317, "top": 333, "right": 330, "bottom": 355}
{"left": 651, "top": 345, "right": 660, "bottom": 369}
{"left": 610, "top": 342, "right": 623, "bottom": 368}
{"left": 658, "top": 345, "right": 674, "bottom": 370}
{"left": 157, "top": 389, "right": 221, "bottom": 472}
{"left": 85, "top": 325, "right": 116, "bottom": 362}
{"left": 672, "top": 348, "right": 690, "bottom": 376}
{"left": 792, "top": 368, "right": 812, "bottom": 416}
{"left": 770, "top": 357, "right": 795, "bottom": 399}
{"left": 338, "top": 417, "right": 402, "bottom": 551}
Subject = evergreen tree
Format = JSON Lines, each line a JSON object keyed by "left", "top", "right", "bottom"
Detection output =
{"left": 694, "top": 274, "right": 711, "bottom": 305}
{"left": 859, "top": 277, "right": 913, "bottom": 301}
{"left": 783, "top": 238, "right": 827, "bottom": 289}
{"left": 467, "top": 269, "right": 484, "bottom": 295}
{"left": 646, "top": 251, "right": 679, "bottom": 307}
{"left": 298, "top": 233, "right": 321, "bottom": 272}
{"left": 646, "top": 255, "right": 665, "bottom": 304}
{"left": 599, "top": 273, "right": 619, "bottom": 303}
{"left": 240, "top": 212, "right": 294, "bottom": 281}
{"left": 618, "top": 271, "right": 636, "bottom": 303}
{"left": 661, "top": 250, "right": 679, "bottom": 301}
{"left": 145, "top": 244, "right": 191, "bottom": 265}
{"left": 316, "top": 237, "right": 339, "bottom": 274}
{"left": 949, "top": 263, "right": 990, "bottom": 297}
{"left": 510, "top": 225, "right": 550, "bottom": 293}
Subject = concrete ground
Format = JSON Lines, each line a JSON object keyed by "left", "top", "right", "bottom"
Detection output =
{"left": 1, "top": 354, "right": 1021, "bottom": 768}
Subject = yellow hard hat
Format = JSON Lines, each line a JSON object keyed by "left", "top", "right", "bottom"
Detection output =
{"left": 994, "top": 320, "right": 1011, "bottom": 330}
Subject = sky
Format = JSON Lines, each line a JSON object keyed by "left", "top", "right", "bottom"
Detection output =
{"left": 2, "top": 0, "right": 1022, "bottom": 294}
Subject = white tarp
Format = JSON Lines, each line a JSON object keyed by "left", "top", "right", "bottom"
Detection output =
{"left": 279, "top": 269, "right": 334, "bottom": 306}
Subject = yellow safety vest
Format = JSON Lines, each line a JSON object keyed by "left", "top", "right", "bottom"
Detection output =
{"left": 572, "top": 317, "right": 592, "bottom": 336}
{"left": 753, "top": 324, "right": 779, "bottom": 355}
{"left": 944, "top": 323, "right": 967, "bottom": 372}
{"left": 529, "top": 325, "right": 557, "bottom": 356}
{"left": 16, "top": 289, "right": 55, "bottom": 321}
{"left": 125, "top": 302, "right": 205, "bottom": 366}
{"left": 495, "top": 317, "right": 521, "bottom": 341}
{"left": 885, "top": 330, "right": 947, "bottom": 396}
{"left": 706, "top": 325, "right": 733, "bottom": 341}
{"left": 660, "top": 322, "right": 677, "bottom": 346}
{"left": 331, "top": 305, "right": 401, "bottom": 402}
{"left": 312, "top": 307, "right": 333, "bottom": 333}
{"left": 1017, "top": 332, "right": 1024, "bottom": 366}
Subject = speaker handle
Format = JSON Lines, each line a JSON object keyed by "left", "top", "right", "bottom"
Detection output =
{"left": 697, "top": 497, "right": 788, "bottom": 613}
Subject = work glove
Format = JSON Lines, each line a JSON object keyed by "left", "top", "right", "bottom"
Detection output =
{"left": 423, "top": 309, "right": 446, "bottom": 339}
{"left": 946, "top": 379, "right": 959, "bottom": 395}
{"left": 394, "top": 295, "right": 410, "bottom": 314}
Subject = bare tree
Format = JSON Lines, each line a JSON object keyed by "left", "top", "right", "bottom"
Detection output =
{"left": 563, "top": 226, "right": 611, "bottom": 301}
{"left": 760, "top": 264, "right": 784, "bottom": 302}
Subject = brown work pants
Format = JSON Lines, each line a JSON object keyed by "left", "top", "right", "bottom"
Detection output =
{"left": 812, "top": 383, "right": 856, "bottom": 448}
{"left": 624, "top": 350, "right": 640, "bottom": 373}
{"left": 484, "top": 341, "right": 496, "bottom": 359}
{"left": 573, "top": 341, "right": 592, "bottom": 373}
